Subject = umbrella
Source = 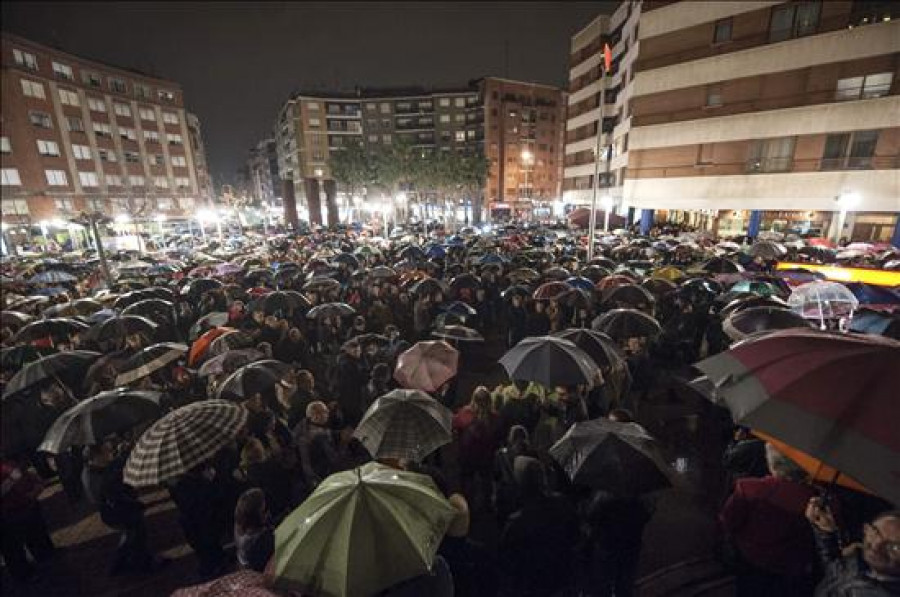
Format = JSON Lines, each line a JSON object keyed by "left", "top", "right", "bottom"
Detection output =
{"left": 251, "top": 290, "right": 312, "bottom": 315}
{"left": 478, "top": 253, "right": 506, "bottom": 266}
{"left": 393, "top": 341, "right": 459, "bottom": 393}
{"left": 4, "top": 295, "right": 50, "bottom": 312}
{"left": 29, "top": 270, "right": 77, "bottom": 284}
{"left": 3, "top": 350, "right": 101, "bottom": 400}
{"left": 602, "top": 284, "right": 655, "bottom": 308}
{"left": 216, "top": 365, "right": 280, "bottom": 401}
{"left": 353, "top": 389, "right": 453, "bottom": 461}
{"left": 722, "top": 307, "right": 812, "bottom": 341}
{"left": 188, "top": 312, "right": 231, "bottom": 341}
{"left": 849, "top": 309, "right": 900, "bottom": 340}
{"left": 38, "top": 389, "right": 165, "bottom": 454}
{"left": 501, "top": 285, "right": 531, "bottom": 301}
{"left": 696, "top": 330, "right": 900, "bottom": 505}
{"left": 43, "top": 298, "right": 103, "bottom": 318}
{"left": 788, "top": 281, "right": 860, "bottom": 324}
{"left": 121, "top": 298, "right": 175, "bottom": 321}
{"left": 701, "top": 257, "right": 743, "bottom": 274}
{"left": 206, "top": 331, "right": 255, "bottom": 358}
{"left": 533, "top": 281, "right": 572, "bottom": 301}
{"left": 719, "top": 295, "right": 790, "bottom": 317}
{"left": 197, "top": 348, "right": 264, "bottom": 378}
{"left": 440, "top": 301, "right": 477, "bottom": 319}
{"left": 595, "top": 275, "right": 634, "bottom": 293}
{"left": 181, "top": 277, "right": 224, "bottom": 300}
{"left": 13, "top": 317, "right": 90, "bottom": 345}
{"left": 542, "top": 267, "right": 571, "bottom": 282}
{"left": 844, "top": 283, "right": 900, "bottom": 307}
{"left": 549, "top": 418, "right": 675, "bottom": 495}
{"left": 303, "top": 277, "right": 341, "bottom": 294}
{"left": 431, "top": 325, "right": 485, "bottom": 343}
{"left": 749, "top": 241, "right": 786, "bottom": 260}
{"left": 641, "top": 278, "right": 677, "bottom": 298}
{"left": 410, "top": 277, "right": 448, "bottom": 297}
{"left": 213, "top": 263, "right": 244, "bottom": 277}
{"left": 189, "top": 327, "right": 235, "bottom": 366}
{"left": 115, "top": 342, "right": 188, "bottom": 386}
{"left": 729, "top": 279, "right": 783, "bottom": 298}
{"left": 578, "top": 266, "right": 611, "bottom": 284}
{"left": 507, "top": 268, "right": 540, "bottom": 284}
{"left": 124, "top": 400, "right": 248, "bottom": 487}
{"left": 1, "top": 345, "right": 55, "bottom": 373}
{"left": 1, "top": 310, "right": 34, "bottom": 331}
{"left": 113, "top": 287, "right": 175, "bottom": 310}
{"left": 499, "top": 336, "right": 599, "bottom": 388}
{"left": 172, "top": 570, "right": 279, "bottom": 597}
{"left": 368, "top": 265, "right": 398, "bottom": 280}
{"left": 775, "top": 268, "right": 827, "bottom": 286}
{"left": 270, "top": 461, "right": 455, "bottom": 597}
{"left": 552, "top": 328, "right": 628, "bottom": 374}
{"left": 306, "top": 302, "right": 355, "bottom": 320}
{"left": 564, "top": 276, "right": 595, "bottom": 292}
{"left": 593, "top": 309, "right": 662, "bottom": 341}
{"left": 84, "top": 315, "right": 158, "bottom": 345}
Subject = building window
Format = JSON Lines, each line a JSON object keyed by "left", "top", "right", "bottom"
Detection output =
{"left": 705, "top": 84, "right": 723, "bottom": 107}
{"left": 168, "top": 134, "right": 183, "bottom": 145}
{"left": 36, "top": 139, "right": 61, "bottom": 156}
{"left": 746, "top": 137, "right": 796, "bottom": 172}
{"left": 455, "top": 97, "right": 466, "bottom": 108}
{"left": 148, "top": 154, "right": 163, "bottom": 166}
{"left": 156, "top": 198, "right": 174, "bottom": 210}
{"left": 67, "top": 116, "right": 84, "bottom": 132}
{"left": 309, "top": 117, "right": 321, "bottom": 127}
{"left": 29, "top": 111, "right": 53, "bottom": 128}
{"left": 466, "top": 130, "right": 476, "bottom": 140}
{"left": 835, "top": 72, "right": 893, "bottom": 101}
{"left": 821, "top": 130, "right": 879, "bottom": 170}
{"left": 382, "top": 134, "right": 392, "bottom": 144}
{"left": 368, "top": 134, "right": 378, "bottom": 143}
{"left": 144, "top": 130, "right": 160, "bottom": 143}
{"left": 72, "top": 145, "right": 92, "bottom": 160}
{"left": 134, "top": 84, "right": 150, "bottom": 99}
{"left": 307, "top": 102, "right": 320, "bottom": 111}
{"left": 109, "top": 78, "right": 127, "bottom": 94}
{"left": 119, "top": 127, "right": 136, "bottom": 141}
{"left": 129, "top": 175, "right": 145, "bottom": 187}
{"left": 114, "top": 103, "right": 132, "bottom": 117}
{"left": 1, "top": 168, "right": 22, "bottom": 186}
{"left": 98, "top": 148, "right": 117, "bottom": 162}
{"left": 366, "top": 103, "right": 377, "bottom": 112}
{"left": 380, "top": 102, "right": 391, "bottom": 114}
{"left": 139, "top": 107, "right": 156, "bottom": 121}
{"left": 21, "top": 79, "right": 45, "bottom": 99}
{"left": 455, "top": 131, "right": 466, "bottom": 142}
{"left": 174, "top": 177, "right": 190, "bottom": 188}
{"left": 88, "top": 97, "right": 107, "bottom": 112}
{"left": 58, "top": 88, "right": 80, "bottom": 107}
{"left": 162, "top": 111, "right": 179, "bottom": 124}
{"left": 171, "top": 155, "right": 187, "bottom": 167}
{"left": 82, "top": 71, "right": 101, "bottom": 87}
{"left": 54, "top": 199, "right": 75, "bottom": 212}
{"left": 454, "top": 114, "right": 465, "bottom": 123}
{"left": 106, "top": 174, "right": 122, "bottom": 187}
{"left": 79, "top": 171, "right": 100, "bottom": 187}
{"left": 1, "top": 199, "right": 28, "bottom": 213}
{"left": 713, "top": 18, "right": 733, "bottom": 43}
{"left": 124, "top": 151, "right": 140, "bottom": 163}
{"left": 769, "top": 1, "right": 821, "bottom": 42}
{"left": 439, "top": 98, "right": 451, "bottom": 108}
{"left": 157, "top": 89, "right": 175, "bottom": 102}
{"left": 439, "top": 114, "right": 451, "bottom": 123}
{"left": 13, "top": 49, "right": 38, "bottom": 70}
{"left": 0, "top": 137, "right": 10, "bottom": 153}
{"left": 93, "top": 122, "right": 112, "bottom": 137}
{"left": 52, "top": 61, "right": 74, "bottom": 80}
{"left": 154, "top": 176, "right": 169, "bottom": 188}
{"left": 45, "top": 169, "right": 68, "bottom": 186}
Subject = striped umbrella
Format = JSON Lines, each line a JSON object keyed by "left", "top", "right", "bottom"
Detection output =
{"left": 124, "top": 400, "right": 247, "bottom": 487}
{"left": 353, "top": 389, "right": 452, "bottom": 462}
{"left": 393, "top": 341, "right": 459, "bottom": 393}
{"left": 696, "top": 329, "right": 900, "bottom": 505}
{"left": 115, "top": 342, "right": 188, "bottom": 386}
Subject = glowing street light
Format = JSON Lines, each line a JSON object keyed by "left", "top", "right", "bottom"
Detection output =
{"left": 115, "top": 214, "right": 131, "bottom": 224}
{"left": 834, "top": 191, "right": 860, "bottom": 244}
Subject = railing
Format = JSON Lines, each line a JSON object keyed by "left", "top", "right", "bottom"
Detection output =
{"left": 745, "top": 156, "right": 792, "bottom": 173}
{"left": 627, "top": 155, "right": 899, "bottom": 179}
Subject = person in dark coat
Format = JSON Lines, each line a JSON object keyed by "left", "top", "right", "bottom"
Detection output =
{"left": 233, "top": 488, "right": 274, "bottom": 573}
{"left": 722, "top": 427, "right": 769, "bottom": 490}
{"left": 493, "top": 425, "right": 538, "bottom": 526}
{"left": 1, "top": 453, "right": 56, "bottom": 582}
{"left": 168, "top": 463, "right": 229, "bottom": 580}
{"left": 292, "top": 401, "right": 340, "bottom": 490}
{"left": 333, "top": 340, "right": 368, "bottom": 427}
{"left": 506, "top": 296, "right": 528, "bottom": 348}
{"left": 525, "top": 301, "right": 551, "bottom": 337}
{"left": 453, "top": 387, "right": 500, "bottom": 513}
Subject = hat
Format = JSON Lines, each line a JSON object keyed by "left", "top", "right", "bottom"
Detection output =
{"left": 446, "top": 493, "right": 470, "bottom": 538}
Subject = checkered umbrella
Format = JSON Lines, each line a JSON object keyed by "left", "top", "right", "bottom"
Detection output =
{"left": 124, "top": 400, "right": 247, "bottom": 487}
{"left": 353, "top": 389, "right": 452, "bottom": 462}
{"left": 115, "top": 342, "right": 188, "bottom": 386}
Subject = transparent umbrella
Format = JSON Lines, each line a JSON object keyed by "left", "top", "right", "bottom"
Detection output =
{"left": 788, "top": 281, "right": 859, "bottom": 330}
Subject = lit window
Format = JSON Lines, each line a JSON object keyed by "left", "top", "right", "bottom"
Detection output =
{"left": 439, "top": 114, "right": 450, "bottom": 123}
{"left": 58, "top": 89, "right": 80, "bottom": 107}
{"left": 98, "top": 148, "right": 117, "bottom": 162}
{"left": 21, "top": 79, "right": 45, "bottom": 99}
{"left": 455, "top": 114, "right": 465, "bottom": 122}
{"left": 79, "top": 171, "right": 99, "bottom": 187}
{"left": 29, "top": 111, "right": 53, "bottom": 128}
{"left": 52, "top": 61, "right": 74, "bottom": 80}
{"left": 88, "top": 97, "right": 107, "bottom": 112}
{"left": 124, "top": 151, "right": 140, "bottom": 163}
{"left": 454, "top": 97, "right": 465, "bottom": 107}
{"left": 439, "top": 98, "right": 451, "bottom": 107}
{"left": 67, "top": 116, "right": 84, "bottom": 132}
{"left": 119, "top": 128, "right": 137, "bottom": 141}
{"left": 109, "top": 78, "right": 127, "bottom": 94}
{"left": 171, "top": 155, "right": 187, "bottom": 167}
{"left": 139, "top": 107, "right": 156, "bottom": 121}
{"left": 82, "top": 71, "right": 101, "bottom": 87}
{"left": 455, "top": 131, "right": 466, "bottom": 142}
{"left": 382, "top": 134, "right": 392, "bottom": 144}
{"left": 366, "top": 103, "right": 377, "bottom": 112}
{"left": 144, "top": 130, "right": 160, "bottom": 143}
{"left": 134, "top": 84, "right": 150, "bottom": 99}
{"left": 162, "top": 111, "right": 179, "bottom": 125}
{"left": 114, "top": 103, "right": 132, "bottom": 117}
{"left": 309, "top": 117, "right": 321, "bottom": 127}
{"left": 1, "top": 199, "right": 28, "bottom": 213}
{"left": 93, "top": 122, "right": 112, "bottom": 137}
{"left": 55, "top": 199, "right": 74, "bottom": 211}
{"left": 835, "top": 72, "right": 893, "bottom": 100}
{"left": 0, "top": 137, "right": 10, "bottom": 153}
{"left": 157, "top": 198, "right": 174, "bottom": 210}
{"left": 380, "top": 102, "right": 391, "bottom": 114}
{"left": 174, "top": 177, "right": 190, "bottom": 188}
{"left": 167, "top": 134, "right": 183, "bottom": 145}
{"left": 157, "top": 89, "right": 176, "bottom": 102}
{"left": 13, "top": 49, "right": 38, "bottom": 70}
{"left": 1, "top": 168, "right": 22, "bottom": 186}
{"left": 71, "top": 144, "right": 91, "bottom": 160}
{"left": 154, "top": 176, "right": 168, "bottom": 188}
{"left": 45, "top": 169, "right": 68, "bottom": 186}
{"left": 36, "top": 139, "right": 60, "bottom": 156}
{"left": 129, "top": 175, "right": 145, "bottom": 187}
{"left": 106, "top": 174, "right": 123, "bottom": 186}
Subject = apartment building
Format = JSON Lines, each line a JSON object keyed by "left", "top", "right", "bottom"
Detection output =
{"left": 563, "top": 1, "right": 642, "bottom": 212}
{"left": 186, "top": 112, "right": 214, "bottom": 206}
{"left": 566, "top": 1, "right": 900, "bottom": 243}
{"left": 274, "top": 77, "right": 566, "bottom": 225}
{"left": 0, "top": 33, "right": 210, "bottom": 241}
{"left": 246, "top": 138, "right": 281, "bottom": 203}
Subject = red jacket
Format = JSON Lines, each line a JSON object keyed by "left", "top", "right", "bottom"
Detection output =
{"left": 720, "top": 475, "right": 817, "bottom": 578}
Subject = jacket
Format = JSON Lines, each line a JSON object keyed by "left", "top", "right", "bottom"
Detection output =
{"left": 813, "top": 527, "right": 900, "bottom": 597}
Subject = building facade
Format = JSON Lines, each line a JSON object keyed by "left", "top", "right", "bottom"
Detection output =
{"left": 246, "top": 138, "right": 281, "bottom": 203}
{"left": 0, "top": 33, "right": 211, "bottom": 241}
{"left": 274, "top": 77, "right": 566, "bottom": 225}
{"left": 567, "top": 1, "right": 900, "bottom": 242}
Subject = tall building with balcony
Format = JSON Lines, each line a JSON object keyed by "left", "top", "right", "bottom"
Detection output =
{"left": 246, "top": 138, "right": 281, "bottom": 203}
{"left": 0, "top": 33, "right": 212, "bottom": 241}
{"left": 623, "top": 0, "right": 900, "bottom": 241}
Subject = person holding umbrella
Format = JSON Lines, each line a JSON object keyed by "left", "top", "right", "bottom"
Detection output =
{"left": 452, "top": 386, "right": 501, "bottom": 514}
{"left": 0, "top": 450, "right": 56, "bottom": 583}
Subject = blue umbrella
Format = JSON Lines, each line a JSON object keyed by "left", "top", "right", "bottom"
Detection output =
{"left": 29, "top": 270, "right": 77, "bottom": 284}
{"left": 478, "top": 254, "right": 506, "bottom": 265}
{"left": 844, "top": 283, "right": 900, "bottom": 306}
{"left": 565, "top": 276, "right": 596, "bottom": 292}
{"left": 426, "top": 244, "right": 446, "bottom": 259}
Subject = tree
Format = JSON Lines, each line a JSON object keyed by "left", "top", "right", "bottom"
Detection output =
{"left": 460, "top": 151, "right": 491, "bottom": 225}
{"left": 372, "top": 136, "right": 419, "bottom": 226}
{"left": 329, "top": 142, "right": 375, "bottom": 223}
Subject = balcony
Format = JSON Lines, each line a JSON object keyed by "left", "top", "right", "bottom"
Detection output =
{"left": 745, "top": 157, "right": 792, "bottom": 173}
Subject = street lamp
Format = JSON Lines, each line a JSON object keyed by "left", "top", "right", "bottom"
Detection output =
{"left": 834, "top": 191, "right": 860, "bottom": 244}
{"left": 520, "top": 149, "right": 534, "bottom": 221}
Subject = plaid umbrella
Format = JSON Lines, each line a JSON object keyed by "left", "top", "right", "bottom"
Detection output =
{"left": 39, "top": 388, "right": 165, "bottom": 454}
{"left": 696, "top": 329, "right": 900, "bottom": 504}
{"left": 115, "top": 342, "right": 188, "bottom": 386}
{"left": 499, "top": 335, "right": 599, "bottom": 388}
{"left": 3, "top": 350, "right": 101, "bottom": 400}
{"left": 353, "top": 389, "right": 452, "bottom": 461}
{"left": 393, "top": 341, "right": 459, "bottom": 393}
{"left": 592, "top": 309, "right": 662, "bottom": 341}
{"left": 172, "top": 571, "right": 279, "bottom": 597}
{"left": 124, "top": 400, "right": 248, "bottom": 487}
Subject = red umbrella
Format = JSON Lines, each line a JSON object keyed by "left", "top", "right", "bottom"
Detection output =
{"left": 595, "top": 275, "right": 635, "bottom": 293}
{"left": 696, "top": 329, "right": 900, "bottom": 504}
{"left": 393, "top": 340, "right": 459, "bottom": 393}
{"left": 188, "top": 327, "right": 235, "bottom": 367}
{"left": 533, "top": 281, "right": 573, "bottom": 301}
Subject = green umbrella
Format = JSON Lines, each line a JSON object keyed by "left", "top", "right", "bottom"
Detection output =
{"left": 271, "top": 462, "right": 455, "bottom": 597}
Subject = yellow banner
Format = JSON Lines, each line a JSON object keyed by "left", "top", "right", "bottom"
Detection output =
{"left": 777, "top": 262, "right": 900, "bottom": 287}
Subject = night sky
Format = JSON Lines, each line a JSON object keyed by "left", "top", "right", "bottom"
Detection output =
{"left": 2, "top": 2, "right": 613, "bottom": 186}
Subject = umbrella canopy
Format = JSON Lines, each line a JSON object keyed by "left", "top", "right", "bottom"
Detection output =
{"left": 641, "top": 278, "right": 677, "bottom": 298}
{"left": 440, "top": 301, "right": 477, "bottom": 318}
{"left": 565, "top": 276, "right": 595, "bottom": 292}
{"left": 533, "top": 281, "right": 572, "bottom": 301}
{"left": 43, "top": 298, "right": 104, "bottom": 318}
{"left": 29, "top": 270, "right": 77, "bottom": 284}
{"left": 844, "top": 283, "right": 900, "bottom": 307}
{"left": 602, "top": 284, "right": 655, "bottom": 308}
{"left": 849, "top": 309, "right": 900, "bottom": 340}
{"left": 206, "top": 330, "right": 255, "bottom": 358}
{"left": 719, "top": 295, "right": 790, "bottom": 317}
{"left": 353, "top": 389, "right": 452, "bottom": 462}
{"left": 1, "top": 310, "right": 34, "bottom": 331}
{"left": 188, "top": 312, "right": 230, "bottom": 341}
{"left": 431, "top": 325, "right": 485, "bottom": 343}
{"left": 38, "top": 388, "right": 165, "bottom": 454}
{"left": 552, "top": 328, "right": 628, "bottom": 373}
{"left": 696, "top": 330, "right": 900, "bottom": 505}
{"left": 593, "top": 309, "right": 662, "bottom": 341}
{"left": 216, "top": 364, "right": 280, "bottom": 401}
{"left": 3, "top": 350, "right": 101, "bottom": 400}
{"left": 172, "top": 571, "right": 279, "bottom": 597}
{"left": 701, "top": 257, "right": 743, "bottom": 274}
{"left": 270, "top": 461, "right": 455, "bottom": 597}
{"left": 730, "top": 279, "right": 782, "bottom": 298}
{"left": 722, "top": 307, "right": 812, "bottom": 341}
{"left": 393, "top": 341, "right": 459, "bottom": 393}
{"left": 197, "top": 348, "right": 264, "bottom": 378}
{"left": 115, "top": 342, "right": 188, "bottom": 386}
{"left": 121, "top": 298, "right": 175, "bottom": 321}
{"left": 83, "top": 315, "right": 158, "bottom": 345}
{"left": 189, "top": 327, "right": 235, "bottom": 366}
{"left": 1, "top": 345, "right": 55, "bottom": 373}
{"left": 181, "top": 278, "right": 224, "bottom": 300}
{"left": 250, "top": 290, "right": 312, "bottom": 316}
{"left": 307, "top": 302, "right": 356, "bottom": 320}
{"left": 13, "top": 318, "right": 90, "bottom": 345}
{"left": 124, "top": 400, "right": 248, "bottom": 487}
{"left": 749, "top": 240, "right": 786, "bottom": 260}
{"left": 499, "top": 335, "right": 599, "bottom": 388}
{"left": 410, "top": 277, "right": 448, "bottom": 298}
{"left": 595, "top": 275, "right": 635, "bottom": 293}
{"left": 788, "top": 281, "right": 860, "bottom": 323}
{"left": 549, "top": 418, "right": 675, "bottom": 495}
{"left": 507, "top": 268, "right": 540, "bottom": 284}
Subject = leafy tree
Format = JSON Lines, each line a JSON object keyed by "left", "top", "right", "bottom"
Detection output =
{"left": 460, "top": 151, "right": 491, "bottom": 225}
{"left": 329, "top": 141, "right": 375, "bottom": 222}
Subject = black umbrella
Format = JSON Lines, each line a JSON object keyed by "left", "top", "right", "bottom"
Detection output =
{"left": 113, "top": 287, "right": 175, "bottom": 310}
{"left": 250, "top": 290, "right": 311, "bottom": 315}
{"left": 84, "top": 315, "right": 158, "bottom": 344}
{"left": 542, "top": 267, "right": 571, "bottom": 282}
{"left": 850, "top": 309, "right": 900, "bottom": 340}
{"left": 602, "top": 284, "right": 655, "bottom": 308}
{"left": 0, "top": 345, "right": 56, "bottom": 373}
{"left": 216, "top": 364, "right": 280, "bottom": 400}
{"left": 432, "top": 325, "right": 485, "bottom": 343}
{"left": 701, "top": 257, "right": 742, "bottom": 274}
{"left": 333, "top": 252, "right": 361, "bottom": 269}
{"left": 181, "top": 277, "right": 224, "bottom": 300}
{"left": 499, "top": 336, "right": 599, "bottom": 388}
{"left": 121, "top": 298, "right": 175, "bottom": 321}
{"left": 244, "top": 268, "right": 274, "bottom": 286}
{"left": 592, "top": 309, "right": 662, "bottom": 341}
{"left": 641, "top": 278, "right": 677, "bottom": 298}
{"left": 3, "top": 350, "right": 101, "bottom": 400}
{"left": 448, "top": 273, "right": 481, "bottom": 294}
{"left": 42, "top": 298, "right": 104, "bottom": 318}
{"left": 579, "top": 266, "right": 612, "bottom": 283}
{"left": 749, "top": 241, "right": 786, "bottom": 260}
{"left": 38, "top": 389, "right": 165, "bottom": 454}
{"left": 552, "top": 328, "right": 628, "bottom": 373}
{"left": 1, "top": 310, "right": 34, "bottom": 331}
{"left": 440, "top": 301, "right": 478, "bottom": 318}
{"left": 307, "top": 302, "right": 356, "bottom": 320}
{"left": 501, "top": 285, "right": 531, "bottom": 301}
{"left": 188, "top": 312, "right": 230, "bottom": 341}
{"left": 13, "top": 318, "right": 90, "bottom": 345}
{"left": 410, "top": 277, "right": 448, "bottom": 297}
{"left": 722, "top": 307, "right": 813, "bottom": 341}
{"left": 549, "top": 418, "right": 675, "bottom": 495}
{"left": 303, "top": 277, "right": 341, "bottom": 293}
{"left": 206, "top": 331, "right": 255, "bottom": 358}
{"left": 115, "top": 342, "right": 188, "bottom": 387}
{"left": 719, "top": 295, "right": 790, "bottom": 317}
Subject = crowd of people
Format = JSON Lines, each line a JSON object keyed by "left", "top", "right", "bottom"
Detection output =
{"left": 1, "top": 220, "right": 898, "bottom": 596}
